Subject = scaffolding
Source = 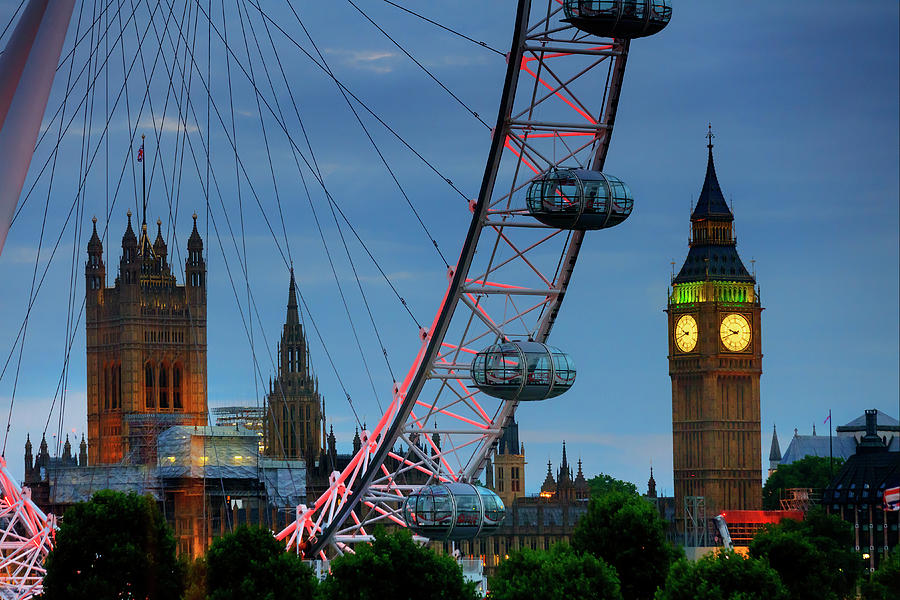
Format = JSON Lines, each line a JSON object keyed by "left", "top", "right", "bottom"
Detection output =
{"left": 683, "top": 495, "right": 708, "bottom": 547}
{"left": 123, "top": 413, "right": 194, "bottom": 466}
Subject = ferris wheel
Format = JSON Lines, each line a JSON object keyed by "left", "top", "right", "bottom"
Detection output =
{"left": 275, "top": 0, "right": 673, "bottom": 558}
{"left": 0, "top": 0, "right": 672, "bottom": 592}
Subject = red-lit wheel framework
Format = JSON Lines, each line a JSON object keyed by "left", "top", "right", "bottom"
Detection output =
{"left": 277, "top": 0, "right": 636, "bottom": 559}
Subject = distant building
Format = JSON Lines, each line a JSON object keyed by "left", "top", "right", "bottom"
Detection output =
{"left": 24, "top": 213, "right": 305, "bottom": 558}
{"left": 770, "top": 410, "right": 899, "bottom": 471}
{"left": 666, "top": 132, "right": 763, "bottom": 517}
{"left": 823, "top": 410, "right": 900, "bottom": 572}
{"left": 25, "top": 425, "right": 304, "bottom": 557}
{"left": 456, "top": 439, "right": 589, "bottom": 577}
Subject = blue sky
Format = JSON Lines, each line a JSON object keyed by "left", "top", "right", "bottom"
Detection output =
{"left": 0, "top": 1, "right": 897, "bottom": 497}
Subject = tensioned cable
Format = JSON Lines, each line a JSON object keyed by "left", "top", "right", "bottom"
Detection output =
{"left": 1, "top": 0, "right": 93, "bottom": 455}
{"left": 9, "top": 0, "right": 141, "bottom": 226}
{"left": 287, "top": 1, "right": 451, "bottom": 269}
{"left": 0, "top": 0, "right": 25, "bottom": 49}
{"left": 380, "top": 0, "right": 505, "bottom": 57}
{"left": 0, "top": 0, "right": 170, "bottom": 393}
{"left": 235, "top": 0, "right": 384, "bottom": 411}
{"left": 149, "top": 1, "right": 365, "bottom": 437}
{"left": 243, "top": 0, "right": 472, "bottom": 204}
{"left": 347, "top": 0, "right": 490, "bottom": 130}
{"left": 250, "top": 1, "right": 398, "bottom": 385}
{"left": 174, "top": 0, "right": 422, "bottom": 328}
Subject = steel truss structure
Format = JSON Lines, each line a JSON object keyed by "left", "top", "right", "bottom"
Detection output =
{"left": 0, "top": 460, "right": 55, "bottom": 600}
{"left": 277, "top": 0, "right": 634, "bottom": 558}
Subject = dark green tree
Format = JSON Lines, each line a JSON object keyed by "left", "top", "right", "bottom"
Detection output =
{"left": 181, "top": 556, "right": 207, "bottom": 600}
{"left": 655, "top": 550, "right": 788, "bottom": 600}
{"left": 749, "top": 508, "right": 861, "bottom": 600}
{"left": 319, "top": 528, "right": 478, "bottom": 600}
{"left": 587, "top": 473, "right": 639, "bottom": 498}
{"left": 205, "top": 525, "right": 317, "bottom": 600}
{"left": 861, "top": 549, "right": 900, "bottom": 600}
{"left": 41, "top": 489, "right": 183, "bottom": 600}
{"left": 572, "top": 491, "right": 680, "bottom": 600}
{"left": 763, "top": 455, "right": 844, "bottom": 509}
{"left": 490, "top": 543, "right": 622, "bottom": 600}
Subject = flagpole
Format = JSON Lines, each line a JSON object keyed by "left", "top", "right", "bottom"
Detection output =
{"left": 141, "top": 134, "right": 146, "bottom": 226}
{"left": 828, "top": 409, "right": 833, "bottom": 478}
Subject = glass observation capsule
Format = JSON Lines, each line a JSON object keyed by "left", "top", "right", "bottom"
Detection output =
{"left": 471, "top": 341, "right": 575, "bottom": 401}
{"left": 562, "top": 1, "right": 672, "bottom": 39}
{"left": 526, "top": 168, "right": 633, "bottom": 230}
{"left": 403, "top": 483, "right": 505, "bottom": 541}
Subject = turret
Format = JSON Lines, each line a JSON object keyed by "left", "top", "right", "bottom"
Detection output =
{"left": 647, "top": 465, "right": 657, "bottom": 498}
{"left": 79, "top": 434, "right": 88, "bottom": 467}
{"left": 768, "top": 425, "right": 781, "bottom": 476}
{"left": 62, "top": 435, "right": 72, "bottom": 464}
{"left": 38, "top": 434, "right": 49, "bottom": 470}
{"left": 352, "top": 428, "right": 361, "bottom": 454}
{"left": 86, "top": 217, "right": 104, "bottom": 300}
{"left": 120, "top": 210, "right": 139, "bottom": 286}
{"left": 153, "top": 218, "right": 168, "bottom": 271}
{"left": 24, "top": 434, "right": 32, "bottom": 481}
{"left": 186, "top": 213, "right": 205, "bottom": 303}
{"left": 574, "top": 458, "right": 589, "bottom": 499}
{"left": 540, "top": 460, "right": 556, "bottom": 498}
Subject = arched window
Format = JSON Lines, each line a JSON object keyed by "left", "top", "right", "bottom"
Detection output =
{"left": 103, "top": 365, "right": 110, "bottom": 410}
{"left": 114, "top": 363, "right": 121, "bottom": 409}
{"left": 173, "top": 365, "right": 182, "bottom": 410}
{"left": 145, "top": 364, "right": 154, "bottom": 409}
{"left": 159, "top": 365, "right": 169, "bottom": 409}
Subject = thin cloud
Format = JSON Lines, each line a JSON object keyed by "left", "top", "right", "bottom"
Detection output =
{"left": 324, "top": 48, "right": 398, "bottom": 74}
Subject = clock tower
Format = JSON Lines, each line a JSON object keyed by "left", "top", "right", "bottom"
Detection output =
{"left": 667, "top": 129, "right": 763, "bottom": 516}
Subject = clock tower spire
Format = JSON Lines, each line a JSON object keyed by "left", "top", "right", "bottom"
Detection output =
{"left": 667, "top": 129, "right": 763, "bottom": 519}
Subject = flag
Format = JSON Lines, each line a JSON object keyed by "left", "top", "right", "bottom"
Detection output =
{"left": 823, "top": 412, "right": 831, "bottom": 424}
{"left": 885, "top": 486, "right": 900, "bottom": 512}
{"left": 137, "top": 144, "right": 144, "bottom": 162}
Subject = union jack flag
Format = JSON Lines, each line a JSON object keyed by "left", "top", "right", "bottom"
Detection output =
{"left": 137, "top": 144, "right": 144, "bottom": 162}
{"left": 885, "top": 486, "right": 900, "bottom": 512}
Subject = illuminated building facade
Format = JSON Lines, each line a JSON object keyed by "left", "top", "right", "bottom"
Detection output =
{"left": 85, "top": 212, "right": 207, "bottom": 464}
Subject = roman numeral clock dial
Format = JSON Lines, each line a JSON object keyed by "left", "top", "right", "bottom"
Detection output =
{"left": 674, "top": 314, "right": 698, "bottom": 353}
{"left": 720, "top": 313, "right": 751, "bottom": 352}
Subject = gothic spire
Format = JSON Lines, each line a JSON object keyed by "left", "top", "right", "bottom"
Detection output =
{"left": 691, "top": 124, "right": 733, "bottom": 222}
{"left": 287, "top": 268, "right": 300, "bottom": 326}
{"left": 88, "top": 216, "right": 102, "bottom": 255}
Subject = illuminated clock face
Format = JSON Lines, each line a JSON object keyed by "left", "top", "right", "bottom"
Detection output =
{"left": 720, "top": 313, "right": 751, "bottom": 352}
{"left": 674, "top": 315, "right": 698, "bottom": 353}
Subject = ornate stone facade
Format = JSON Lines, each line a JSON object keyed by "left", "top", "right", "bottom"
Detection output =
{"left": 85, "top": 212, "right": 207, "bottom": 465}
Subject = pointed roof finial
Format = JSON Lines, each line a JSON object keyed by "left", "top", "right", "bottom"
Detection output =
{"left": 706, "top": 123, "right": 715, "bottom": 151}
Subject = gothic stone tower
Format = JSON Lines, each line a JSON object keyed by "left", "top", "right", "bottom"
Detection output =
{"left": 265, "top": 270, "right": 323, "bottom": 465}
{"left": 491, "top": 418, "right": 525, "bottom": 507}
{"left": 85, "top": 212, "right": 207, "bottom": 464}
{"left": 667, "top": 133, "right": 763, "bottom": 515}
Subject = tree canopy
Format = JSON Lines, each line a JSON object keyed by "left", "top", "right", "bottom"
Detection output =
{"left": 490, "top": 544, "right": 622, "bottom": 600}
{"left": 205, "top": 525, "right": 317, "bottom": 600}
{"left": 587, "top": 473, "right": 639, "bottom": 498}
{"left": 572, "top": 491, "right": 679, "bottom": 600}
{"left": 319, "top": 527, "right": 479, "bottom": 600}
{"left": 41, "top": 489, "right": 183, "bottom": 600}
{"left": 763, "top": 455, "right": 844, "bottom": 509}
{"left": 655, "top": 550, "right": 788, "bottom": 600}
{"left": 861, "top": 549, "right": 900, "bottom": 600}
{"left": 749, "top": 508, "right": 862, "bottom": 600}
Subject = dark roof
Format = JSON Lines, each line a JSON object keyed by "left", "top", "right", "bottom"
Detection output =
{"left": 780, "top": 435, "right": 858, "bottom": 465}
{"left": 837, "top": 410, "right": 899, "bottom": 432}
{"left": 673, "top": 243, "right": 754, "bottom": 284}
{"left": 823, "top": 444, "right": 899, "bottom": 506}
{"left": 691, "top": 146, "right": 734, "bottom": 222}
